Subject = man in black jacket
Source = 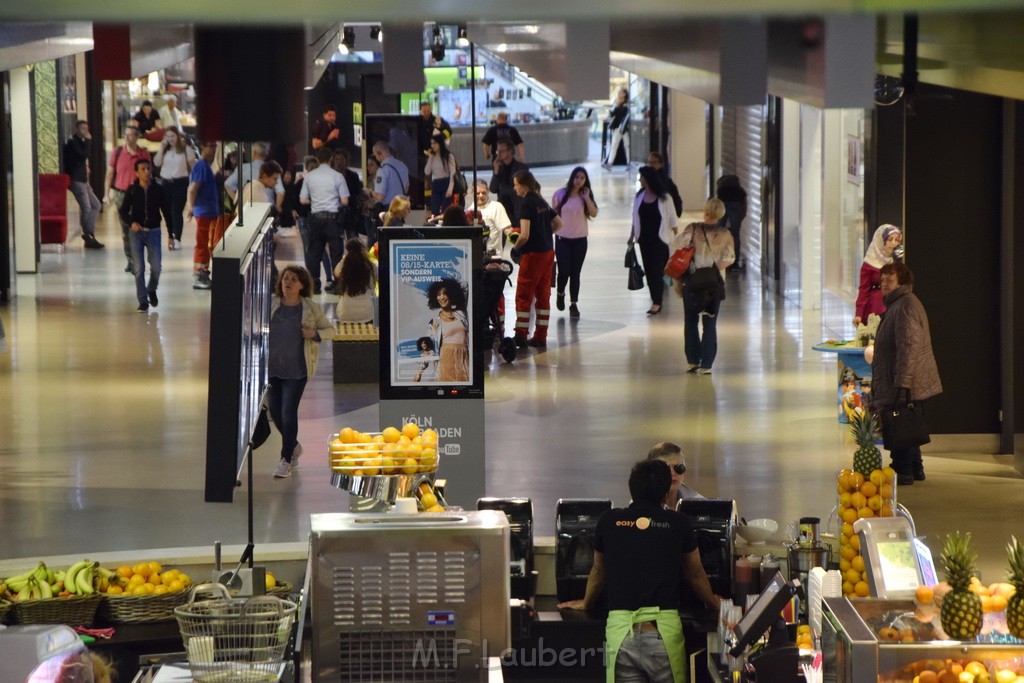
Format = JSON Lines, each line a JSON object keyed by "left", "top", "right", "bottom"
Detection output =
{"left": 118, "top": 159, "right": 168, "bottom": 312}
{"left": 63, "top": 120, "right": 104, "bottom": 249}
{"left": 488, "top": 141, "right": 528, "bottom": 226}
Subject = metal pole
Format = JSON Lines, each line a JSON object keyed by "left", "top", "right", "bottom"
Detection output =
{"left": 470, "top": 41, "right": 478, "bottom": 221}
{"left": 237, "top": 140, "right": 245, "bottom": 227}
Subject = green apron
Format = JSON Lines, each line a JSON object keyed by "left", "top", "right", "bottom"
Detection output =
{"left": 605, "top": 606, "right": 686, "bottom": 683}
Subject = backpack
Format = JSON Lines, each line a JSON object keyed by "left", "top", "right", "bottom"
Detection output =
{"left": 452, "top": 169, "right": 468, "bottom": 205}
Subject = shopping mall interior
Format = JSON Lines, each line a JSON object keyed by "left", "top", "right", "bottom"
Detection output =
{"left": 0, "top": 5, "right": 1023, "bottom": 681}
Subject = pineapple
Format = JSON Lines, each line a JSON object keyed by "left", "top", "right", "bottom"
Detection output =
{"left": 939, "top": 532, "right": 983, "bottom": 640}
{"left": 1006, "top": 536, "right": 1024, "bottom": 639}
{"left": 850, "top": 411, "right": 882, "bottom": 476}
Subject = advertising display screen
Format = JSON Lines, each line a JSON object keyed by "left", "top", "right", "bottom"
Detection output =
{"left": 438, "top": 89, "right": 488, "bottom": 126}
{"left": 378, "top": 227, "right": 484, "bottom": 400}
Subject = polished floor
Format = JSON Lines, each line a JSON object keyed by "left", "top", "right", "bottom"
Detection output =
{"left": 1, "top": 157, "right": 1021, "bottom": 584}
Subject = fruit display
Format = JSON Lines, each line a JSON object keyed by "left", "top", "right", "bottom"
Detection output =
{"left": 0, "top": 560, "right": 107, "bottom": 600}
{"left": 329, "top": 423, "right": 440, "bottom": 475}
{"left": 103, "top": 561, "right": 192, "bottom": 596}
{"left": 1006, "top": 536, "right": 1024, "bottom": 639}
{"left": 415, "top": 481, "right": 446, "bottom": 513}
{"left": 794, "top": 624, "right": 813, "bottom": 649}
{"left": 838, "top": 411, "right": 898, "bottom": 598}
{"left": 939, "top": 532, "right": 984, "bottom": 641}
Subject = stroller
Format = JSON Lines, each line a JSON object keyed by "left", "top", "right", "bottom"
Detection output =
{"left": 479, "top": 257, "right": 517, "bottom": 363}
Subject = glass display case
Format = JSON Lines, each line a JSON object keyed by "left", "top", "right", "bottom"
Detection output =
{"left": 822, "top": 597, "right": 1024, "bottom": 682}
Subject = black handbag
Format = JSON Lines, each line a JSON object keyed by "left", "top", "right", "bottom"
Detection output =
{"left": 879, "top": 390, "right": 931, "bottom": 450}
{"left": 626, "top": 245, "right": 645, "bottom": 290}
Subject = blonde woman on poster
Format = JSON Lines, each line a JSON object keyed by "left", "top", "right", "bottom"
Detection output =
{"left": 426, "top": 278, "right": 470, "bottom": 382}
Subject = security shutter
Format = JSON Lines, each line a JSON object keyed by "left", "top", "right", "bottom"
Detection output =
{"left": 720, "top": 104, "right": 765, "bottom": 270}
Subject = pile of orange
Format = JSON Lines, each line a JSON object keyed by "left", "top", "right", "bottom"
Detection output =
{"left": 330, "top": 423, "right": 439, "bottom": 476}
{"left": 104, "top": 561, "right": 192, "bottom": 596}
{"left": 836, "top": 467, "right": 898, "bottom": 597}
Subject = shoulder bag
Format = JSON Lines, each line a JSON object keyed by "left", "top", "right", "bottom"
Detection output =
{"left": 684, "top": 227, "right": 724, "bottom": 306}
{"left": 879, "top": 389, "right": 931, "bottom": 450}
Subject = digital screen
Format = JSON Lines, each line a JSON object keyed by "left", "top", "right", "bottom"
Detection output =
{"left": 914, "top": 538, "right": 938, "bottom": 587}
{"left": 876, "top": 540, "right": 921, "bottom": 592}
{"left": 438, "top": 89, "right": 488, "bottom": 126}
{"left": 378, "top": 227, "right": 484, "bottom": 401}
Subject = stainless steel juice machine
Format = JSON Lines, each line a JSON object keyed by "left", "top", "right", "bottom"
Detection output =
{"left": 309, "top": 510, "right": 511, "bottom": 682}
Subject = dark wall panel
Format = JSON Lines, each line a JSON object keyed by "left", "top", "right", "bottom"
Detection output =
{"left": 904, "top": 83, "right": 1002, "bottom": 434}
{"left": 1015, "top": 104, "right": 1024, "bottom": 432}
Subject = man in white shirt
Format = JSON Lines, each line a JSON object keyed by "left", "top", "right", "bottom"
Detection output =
{"left": 239, "top": 161, "right": 282, "bottom": 206}
{"left": 300, "top": 147, "right": 350, "bottom": 294}
{"left": 157, "top": 94, "right": 184, "bottom": 133}
{"left": 466, "top": 180, "right": 511, "bottom": 257}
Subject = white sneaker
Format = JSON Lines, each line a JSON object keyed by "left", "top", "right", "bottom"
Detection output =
{"left": 174, "top": 238, "right": 182, "bottom": 251}
{"left": 697, "top": 367, "right": 713, "bottom": 375}
{"left": 273, "top": 458, "right": 292, "bottom": 478}
{"left": 292, "top": 442, "right": 302, "bottom": 468}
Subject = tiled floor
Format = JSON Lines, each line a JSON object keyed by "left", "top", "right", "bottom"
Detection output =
{"left": 1, "top": 157, "right": 1021, "bottom": 585}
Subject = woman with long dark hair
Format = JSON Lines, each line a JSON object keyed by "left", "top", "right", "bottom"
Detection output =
{"left": 154, "top": 126, "right": 195, "bottom": 251}
{"left": 268, "top": 265, "right": 335, "bottom": 478}
{"left": 333, "top": 239, "right": 377, "bottom": 324}
{"left": 629, "top": 166, "right": 678, "bottom": 315}
{"left": 507, "top": 170, "right": 563, "bottom": 348}
{"left": 551, "top": 166, "right": 599, "bottom": 318}
{"left": 426, "top": 278, "right": 470, "bottom": 382}
{"left": 424, "top": 133, "right": 457, "bottom": 218}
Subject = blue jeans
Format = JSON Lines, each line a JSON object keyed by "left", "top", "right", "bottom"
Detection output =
{"left": 615, "top": 631, "right": 674, "bottom": 683}
{"left": 268, "top": 376, "right": 307, "bottom": 463}
{"left": 683, "top": 286, "right": 721, "bottom": 368}
{"left": 555, "top": 235, "right": 588, "bottom": 302}
{"left": 430, "top": 177, "right": 452, "bottom": 216}
{"left": 69, "top": 181, "right": 101, "bottom": 238}
{"left": 129, "top": 228, "right": 162, "bottom": 305}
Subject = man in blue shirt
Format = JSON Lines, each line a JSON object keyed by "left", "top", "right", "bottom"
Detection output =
{"left": 300, "top": 147, "right": 350, "bottom": 294}
{"left": 185, "top": 140, "right": 221, "bottom": 290}
{"left": 371, "top": 141, "right": 409, "bottom": 208}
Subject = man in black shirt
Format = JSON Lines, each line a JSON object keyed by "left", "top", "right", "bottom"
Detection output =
{"left": 481, "top": 112, "right": 525, "bottom": 162}
{"left": 63, "top": 120, "right": 104, "bottom": 249}
{"left": 418, "top": 102, "right": 451, "bottom": 156}
{"left": 310, "top": 104, "right": 341, "bottom": 152}
{"left": 118, "top": 159, "right": 168, "bottom": 312}
{"left": 560, "top": 459, "right": 721, "bottom": 683}
{"left": 488, "top": 140, "right": 528, "bottom": 226}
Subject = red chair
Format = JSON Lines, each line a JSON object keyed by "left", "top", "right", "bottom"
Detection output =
{"left": 38, "top": 173, "right": 71, "bottom": 247}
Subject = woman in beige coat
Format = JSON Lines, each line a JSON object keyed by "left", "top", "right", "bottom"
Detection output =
{"left": 268, "top": 265, "right": 335, "bottom": 478}
{"left": 673, "top": 198, "right": 735, "bottom": 374}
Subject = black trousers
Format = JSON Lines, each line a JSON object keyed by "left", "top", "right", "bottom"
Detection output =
{"left": 638, "top": 239, "right": 669, "bottom": 306}
{"left": 555, "top": 235, "right": 588, "bottom": 302}
{"left": 305, "top": 212, "right": 343, "bottom": 287}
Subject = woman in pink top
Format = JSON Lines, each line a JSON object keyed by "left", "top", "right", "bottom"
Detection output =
{"left": 551, "top": 166, "right": 599, "bottom": 318}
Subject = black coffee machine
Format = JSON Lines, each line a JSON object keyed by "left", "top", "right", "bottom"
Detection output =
{"left": 677, "top": 498, "right": 737, "bottom": 609}
{"left": 477, "top": 497, "right": 537, "bottom": 601}
{"left": 555, "top": 499, "right": 612, "bottom": 603}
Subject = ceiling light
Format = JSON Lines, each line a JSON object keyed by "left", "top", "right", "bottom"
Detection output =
{"left": 456, "top": 25, "right": 470, "bottom": 48}
{"left": 370, "top": 26, "right": 382, "bottom": 43}
{"left": 339, "top": 26, "right": 355, "bottom": 55}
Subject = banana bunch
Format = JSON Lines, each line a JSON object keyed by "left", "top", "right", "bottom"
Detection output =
{"left": 62, "top": 560, "right": 101, "bottom": 596}
{"left": 3, "top": 562, "right": 58, "bottom": 601}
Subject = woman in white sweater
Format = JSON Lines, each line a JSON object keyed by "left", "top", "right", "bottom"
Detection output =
{"left": 332, "top": 240, "right": 377, "bottom": 324}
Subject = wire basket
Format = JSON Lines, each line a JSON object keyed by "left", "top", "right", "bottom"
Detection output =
{"left": 328, "top": 430, "right": 441, "bottom": 475}
{"left": 174, "top": 583, "right": 297, "bottom": 683}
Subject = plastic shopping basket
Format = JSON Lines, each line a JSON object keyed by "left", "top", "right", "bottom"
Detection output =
{"left": 173, "top": 583, "right": 297, "bottom": 683}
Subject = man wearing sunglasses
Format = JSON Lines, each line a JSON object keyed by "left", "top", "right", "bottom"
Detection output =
{"left": 648, "top": 442, "right": 705, "bottom": 503}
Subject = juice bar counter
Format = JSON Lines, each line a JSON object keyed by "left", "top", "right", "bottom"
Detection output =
{"left": 449, "top": 119, "right": 591, "bottom": 169}
{"left": 821, "top": 597, "right": 1024, "bottom": 682}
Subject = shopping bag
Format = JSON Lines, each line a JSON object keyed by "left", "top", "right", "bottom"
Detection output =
{"left": 879, "top": 392, "right": 931, "bottom": 450}
{"left": 664, "top": 246, "right": 695, "bottom": 279}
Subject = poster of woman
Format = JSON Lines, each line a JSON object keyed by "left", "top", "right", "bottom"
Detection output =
{"left": 388, "top": 239, "right": 474, "bottom": 386}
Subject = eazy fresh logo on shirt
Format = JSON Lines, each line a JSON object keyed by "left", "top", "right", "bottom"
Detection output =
{"left": 615, "top": 517, "right": 670, "bottom": 530}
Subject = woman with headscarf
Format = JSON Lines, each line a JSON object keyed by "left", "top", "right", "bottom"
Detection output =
{"left": 853, "top": 224, "right": 903, "bottom": 326}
